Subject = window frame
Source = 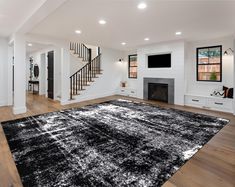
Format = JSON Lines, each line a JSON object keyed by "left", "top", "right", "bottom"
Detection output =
{"left": 128, "top": 54, "right": 138, "bottom": 79}
{"left": 196, "top": 45, "right": 222, "bottom": 82}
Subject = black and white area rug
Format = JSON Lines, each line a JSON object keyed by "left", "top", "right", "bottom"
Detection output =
{"left": 2, "top": 99, "right": 229, "bottom": 187}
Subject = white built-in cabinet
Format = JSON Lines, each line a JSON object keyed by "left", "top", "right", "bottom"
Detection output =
{"left": 118, "top": 87, "right": 137, "bottom": 97}
{"left": 185, "top": 94, "right": 233, "bottom": 113}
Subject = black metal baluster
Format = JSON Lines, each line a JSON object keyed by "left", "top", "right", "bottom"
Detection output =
{"left": 79, "top": 44, "right": 81, "bottom": 57}
{"left": 83, "top": 67, "right": 85, "bottom": 85}
{"left": 84, "top": 46, "right": 86, "bottom": 60}
{"left": 94, "top": 59, "right": 96, "bottom": 77}
{"left": 91, "top": 60, "right": 93, "bottom": 78}
{"left": 82, "top": 45, "right": 84, "bottom": 60}
{"left": 79, "top": 73, "right": 82, "bottom": 90}
{"left": 72, "top": 76, "right": 75, "bottom": 94}
{"left": 89, "top": 63, "right": 91, "bottom": 81}
{"left": 86, "top": 66, "right": 88, "bottom": 84}
{"left": 98, "top": 55, "right": 100, "bottom": 74}
{"left": 81, "top": 70, "right": 83, "bottom": 90}
{"left": 81, "top": 44, "right": 83, "bottom": 59}
{"left": 94, "top": 57, "right": 97, "bottom": 75}
{"left": 75, "top": 73, "right": 78, "bottom": 94}
{"left": 77, "top": 43, "right": 79, "bottom": 54}
{"left": 70, "top": 77, "right": 72, "bottom": 99}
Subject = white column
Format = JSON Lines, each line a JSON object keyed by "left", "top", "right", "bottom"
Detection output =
{"left": 13, "top": 34, "right": 27, "bottom": 114}
{"left": 60, "top": 47, "right": 70, "bottom": 104}
{"left": 233, "top": 39, "right": 235, "bottom": 115}
{"left": 7, "top": 45, "right": 13, "bottom": 106}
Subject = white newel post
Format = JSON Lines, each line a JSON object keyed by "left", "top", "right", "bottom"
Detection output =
{"left": 60, "top": 47, "right": 70, "bottom": 104}
{"left": 13, "top": 34, "right": 27, "bottom": 114}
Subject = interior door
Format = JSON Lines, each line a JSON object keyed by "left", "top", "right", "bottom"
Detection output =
{"left": 47, "top": 51, "right": 54, "bottom": 99}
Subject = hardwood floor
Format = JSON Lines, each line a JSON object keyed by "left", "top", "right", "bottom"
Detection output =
{"left": 0, "top": 94, "right": 234, "bottom": 187}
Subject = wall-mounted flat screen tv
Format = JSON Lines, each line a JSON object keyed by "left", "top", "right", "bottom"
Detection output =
{"left": 148, "top": 53, "right": 171, "bottom": 68}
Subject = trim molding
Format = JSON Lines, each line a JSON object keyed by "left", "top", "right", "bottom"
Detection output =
{"left": 13, "top": 106, "right": 27, "bottom": 114}
{"left": 0, "top": 100, "right": 7, "bottom": 107}
{"left": 61, "top": 91, "right": 116, "bottom": 105}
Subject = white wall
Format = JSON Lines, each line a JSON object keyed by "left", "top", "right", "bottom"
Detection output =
{"left": 54, "top": 46, "right": 61, "bottom": 99}
{"left": 40, "top": 53, "right": 46, "bottom": 94}
{"left": 70, "top": 54, "right": 85, "bottom": 76}
{"left": 86, "top": 44, "right": 98, "bottom": 60}
{"left": 135, "top": 41, "right": 185, "bottom": 105}
{"left": 64, "top": 47, "right": 124, "bottom": 104}
{"left": 0, "top": 37, "right": 8, "bottom": 106}
{"left": 70, "top": 44, "right": 99, "bottom": 76}
{"left": 185, "top": 36, "right": 234, "bottom": 96}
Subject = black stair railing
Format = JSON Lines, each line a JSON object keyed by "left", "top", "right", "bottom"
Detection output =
{"left": 70, "top": 42, "right": 91, "bottom": 61}
{"left": 70, "top": 54, "right": 101, "bottom": 99}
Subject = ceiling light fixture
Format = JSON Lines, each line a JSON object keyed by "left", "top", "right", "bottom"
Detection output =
{"left": 75, "top": 30, "right": 82, "bottom": 34}
{"left": 99, "top": 19, "right": 106, "bottom": 25}
{"left": 138, "top": 2, "right": 147, "bottom": 9}
{"left": 121, "top": 42, "right": 126, "bottom": 45}
{"left": 144, "top": 38, "right": 149, "bottom": 41}
{"left": 28, "top": 43, "right": 32, "bottom": 47}
{"left": 175, "top": 31, "right": 182, "bottom": 36}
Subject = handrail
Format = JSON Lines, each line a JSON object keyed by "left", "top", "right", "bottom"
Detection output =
{"left": 70, "top": 53, "right": 101, "bottom": 99}
{"left": 69, "top": 54, "right": 101, "bottom": 78}
{"left": 70, "top": 42, "right": 90, "bottom": 61}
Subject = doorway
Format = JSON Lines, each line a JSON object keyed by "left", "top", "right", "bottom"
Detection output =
{"left": 47, "top": 51, "right": 54, "bottom": 99}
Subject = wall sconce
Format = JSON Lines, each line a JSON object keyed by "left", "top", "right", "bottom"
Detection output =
{"left": 224, "top": 48, "right": 234, "bottom": 55}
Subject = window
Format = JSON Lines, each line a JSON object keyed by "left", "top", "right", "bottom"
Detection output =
{"left": 197, "top": 45, "right": 222, "bottom": 82}
{"left": 128, "top": 54, "right": 137, "bottom": 78}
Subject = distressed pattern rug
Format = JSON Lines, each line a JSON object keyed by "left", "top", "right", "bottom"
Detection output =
{"left": 2, "top": 99, "right": 229, "bottom": 187}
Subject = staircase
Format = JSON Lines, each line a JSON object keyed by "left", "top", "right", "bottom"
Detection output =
{"left": 69, "top": 42, "right": 102, "bottom": 100}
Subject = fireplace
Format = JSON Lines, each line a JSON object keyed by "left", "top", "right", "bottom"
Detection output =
{"left": 143, "top": 78, "right": 174, "bottom": 104}
{"left": 148, "top": 83, "right": 168, "bottom": 102}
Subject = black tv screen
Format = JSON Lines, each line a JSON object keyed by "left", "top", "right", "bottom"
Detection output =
{"left": 148, "top": 53, "right": 171, "bottom": 68}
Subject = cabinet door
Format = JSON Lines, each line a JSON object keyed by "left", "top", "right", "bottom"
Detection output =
{"left": 185, "top": 95, "right": 206, "bottom": 107}
{"left": 207, "top": 98, "right": 233, "bottom": 112}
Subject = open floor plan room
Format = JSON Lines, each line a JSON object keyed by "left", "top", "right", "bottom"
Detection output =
{"left": 0, "top": 1, "right": 235, "bottom": 187}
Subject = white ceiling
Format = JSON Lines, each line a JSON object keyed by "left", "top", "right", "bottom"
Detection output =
{"left": 0, "top": 0, "right": 46, "bottom": 37}
{"left": 26, "top": 42, "right": 51, "bottom": 54}
{"left": 1, "top": 0, "right": 235, "bottom": 50}
{"left": 28, "top": 0, "right": 235, "bottom": 50}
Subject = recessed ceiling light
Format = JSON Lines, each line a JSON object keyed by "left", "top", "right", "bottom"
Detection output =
{"left": 138, "top": 2, "right": 147, "bottom": 9}
{"left": 121, "top": 42, "right": 126, "bottom": 45}
{"left": 28, "top": 43, "right": 32, "bottom": 47}
{"left": 144, "top": 38, "right": 149, "bottom": 41}
{"left": 99, "top": 20, "right": 106, "bottom": 25}
{"left": 75, "top": 30, "right": 82, "bottom": 34}
{"left": 175, "top": 31, "right": 182, "bottom": 36}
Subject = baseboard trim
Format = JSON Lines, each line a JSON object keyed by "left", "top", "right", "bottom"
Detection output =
{"left": 13, "top": 106, "right": 27, "bottom": 114}
{"left": 61, "top": 92, "right": 116, "bottom": 105}
{"left": 0, "top": 100, "right": 7, "bottom": 107}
